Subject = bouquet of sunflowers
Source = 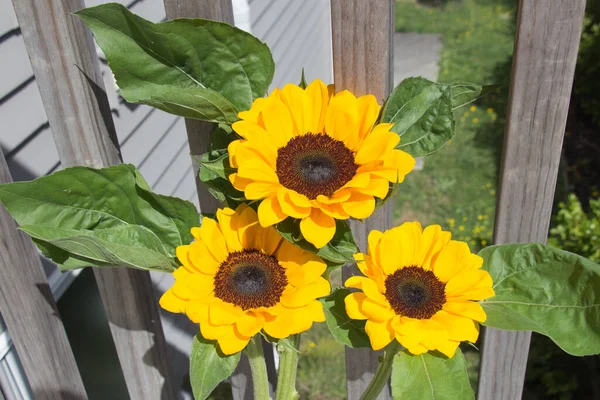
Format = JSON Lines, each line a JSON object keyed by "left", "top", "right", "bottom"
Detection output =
{"left": 1, "top": 4, "right": 598, "bottom": 400}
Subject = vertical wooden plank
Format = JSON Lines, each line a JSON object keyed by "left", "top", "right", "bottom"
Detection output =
{"left": 0, "top": 148, "right": 87, "bottom": 400}
{"left": 161, "top": 1, "right": 275, "bottom": 399}
{"left": 11, "top": 1, "right": 175, "bottom": 399}
{"left": 477, "top": 1, "right": 586, "bottom": 399}
{"left": 330, "top": 1, "right": 394, "bottom": 399}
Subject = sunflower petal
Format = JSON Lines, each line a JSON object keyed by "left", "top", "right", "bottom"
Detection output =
{"left": 345, "top": 292, "right": 369, "bottom": 320}
{"left": 300, "top": 208, "right": 336, "bottom": 248}
{"left": 365, "top": 320, "right": 395, "bottom": 351}
{"left": 258, "top": 197, "right": 287, "bottom": 227}
{"left": 325, "top": 90, "right": 359, "bottom": 143}
{"left": 305, "top": 79, "right": 330, "bottom": 133}
{"left": 341, "top": 192, "right": 376, "bottom": 219}
{"left": 218, "top": 327, "right": 251, "bottom": 355}
{"left": 280, "top": 277, "right": 331, "bottom": 307}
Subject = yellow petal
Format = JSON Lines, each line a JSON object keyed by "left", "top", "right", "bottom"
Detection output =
{"left": 263, "top": 311, "right": 293, "bottom": 339}
{"left": 232, "top": 120, "right": 269, "bottom": 141}
{"left": 288, "top": 190, "right": 312, "bottom": 208}
{"left": 186, "top": 301, "right": 209, "bottom": 323}
{"left": 344, "top": 276, "right": 388, "bottom": 306}
{"left": 278, "top": 241, "right": 327, "bottom": 286}
{"left": 235, "top": 141, "right": 277, "bottom": 170}
{"left": 245, "top": 182, "right": 279, "bottom": 200}
{"left": 280, "top": 83, "right": 312, "bottom": 135}
{"left": 365, "top": 320, "right": 395, "bottom": 351}
{"left": 341, "top": 192, "right": 376, "bottom": 219}
{"left": 305, "top": 79, "right": 330, "bottom": 133}
{"left": 278, "top": 189, "right": 311, "bottom": 218}
{"left": 254, "top": 224, "right": 283, "bottom": 256}
{"left": 236, "top": 312, "right": 265, "bottom": 337}
{"left": 432, "top": 241, "right": 474, "bottom": 282}
{"left": 159, "top": 290, "right": 187, "bottom": 314}
{"left": 355, "top": 124, "right": 400, "bottom": 164}
{"left": 345, "top": 292, "right": 369, "bottom": 320}
{"left": 342, "top": 172, "right": 370, "bottom": 189}
{"left": 433, "top": 310, "right": 480, "bottom": 343}
{"left": 445, "top": 269, "right": 494, "bottom": 301}
{"left": 260, "top": 97, "right": 294, "bottom": 145}
{"left": 325, "top": 90, "right": 359, "bottom": 143}
{"left": 209, "top": 301, "right": 244, "bottom": 325}
{"left": 200, "top": 319, "right": 231, "bottom": 340}
{"left": 216, "top": 208, "right": 243, "bottom": 253}
{"left": 217, "top": 327, "right": 251, "bottom": 355}
{"left": 258, "top": 196, "right": 287, "bottom": 227}
{"left": 280, "top": 277, "right": 330, "bottom": 307}
{"left": 356, "top": 177, "right": 390, "bottom": 199}
{"left": 316, "top": 202, "right": 350, "bottom": 219}
{"left": 443, "top": 301, "right": 487, "bottom": 322}
{"left": 418, "top": 225, "right": 451, "bottom": 270}
{"left": 237, "top": 159, "right": 279, "bottom": 183}
{"left": 288, "top": 301, "right": 326, "bottom": 335}
{"left": 356, "top": 95, "right": 381, "bottom": 141}
{"left": 188, "top": 241, "right": 221, "bottom": 275}
{"left": 436, "top": 340, "right": 460, "bottom": 358}
{"left": 232, "top": 204, "right": 260, "bottom": 248}
{"left": 300, "top": 208, "right": 336, "bottom": 248}
{"left": 194, "top": 218, "right": 230, "bottom": 263}
{"left": 361, "top": 298, "right": 396, "bottom": 322}
{"left": 395, "top": 334, "right": 429, "bottom": 355}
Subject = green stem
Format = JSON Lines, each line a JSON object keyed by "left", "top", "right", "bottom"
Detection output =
{"left": 276, "top": 334, "right": 301, "bottom": 400}
{"left": 245, "top": 336, "right": 272, "bottom": 400}
{"left": 360, "top": 341, "right": 403, "bottom": 400}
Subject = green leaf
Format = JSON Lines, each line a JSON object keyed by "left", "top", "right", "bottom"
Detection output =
{"left": 275, "top": 218, "right": 357, "bottom": 267}
{"left": 190, "top": 334, "right": 241, "bottom": 400}
{"left": 391, "top": 349, "right": 474, "bottom": 400}
{"left": 320, "top": 288, "right": 370, "bottom": 348}
{"left": 75, "top": 3, "right": 275, "bottom": 122}
{"left": 198, "top": 148, "right": 245, "bottom": 207}
{"left": 0, "top": 164, "right": 199, "bottom": 272}
{"left": 449, "top": 81, "right": 501, "bottom": 110}
{"left": 479, "top": 243, "right": 600, "bottom": 356}
{"left": 381, "top": 77, "right": 455, "bottom": 157}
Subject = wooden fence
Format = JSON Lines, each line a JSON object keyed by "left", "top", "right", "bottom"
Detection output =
{"left": 0, "top": 0, "right": 586, "bottom": 399}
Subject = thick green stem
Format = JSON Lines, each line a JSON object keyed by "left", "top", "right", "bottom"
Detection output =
{"left": 360, "top": 341, "right": 403, "bottom": 400}
{"left": 276, "top": 334, "right": 301, "bottom": 400}
{"left": 245, "top": 336, "right": 272, "bottom": 400}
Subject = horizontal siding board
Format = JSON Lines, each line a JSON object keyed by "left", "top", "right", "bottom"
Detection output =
{"left": 0, "top": 80, "right": 47, "bottom": 153}
{"left": 6, "top": 128, "right": 59, "bottom": 180}
{"left": 0, "top": 34, "right": 33, "bottom": 100}
{"left": 0, "top": 0, "right": 18, "bottom": 35}
{"left": 250, "top": 0, "right": 289, "bottom": 39}
{"left": 249, "top": 0, "right": 275, "bottom": 31}
{"left": 120, "top": 110, "right": 179, "bottom": 165}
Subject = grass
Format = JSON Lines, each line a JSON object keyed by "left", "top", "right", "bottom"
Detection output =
{"left": 393, "top": 0, "right": 517, "bottom": 253}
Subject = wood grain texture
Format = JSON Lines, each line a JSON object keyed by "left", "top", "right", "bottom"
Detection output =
{"left": 0, "top": 148, "right": 87, "bottom": 399}
{"left": 331, "top": 1, "right": 394, "bottom": 399}
{"left": 477, "top": 1, "right": 586, "bottom": 399}
{"left": 11, "top": 1, "right": 175, "bottom": 398}
{"left": 162, "top": 2, "right": 274, "bottom": 399}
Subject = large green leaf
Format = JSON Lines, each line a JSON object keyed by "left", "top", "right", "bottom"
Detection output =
{"left": 381, "top": 77, "right": 455, "bottom": 157}
{"left": 190, "top": 335, "right": 241, "bottom": 400}
{"left": 76, "top": 3, "right": 275, "bottom": 122}
{"left": 0, "top": 164, "right": 199, "bottom": 272}
{"left": 391, "top": 350, "right": 474, "bottom": 400}
{"left": 320, "top": 288, "right": 370, "bottom": 348}
{"left": 479, "top": 243, "right": 600, "bottom": 356}
{"left": 276, "top": 218, "right": 357, "bottom": 267}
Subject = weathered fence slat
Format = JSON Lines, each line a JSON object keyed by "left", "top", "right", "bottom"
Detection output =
{"left": 10, "top": 1, "right": 175, "bottom": 398}
{"left": 330, "top": 1, "right": 394, "bottom": 399}
{"left": 161, "top": 2, "right": 276, "bottom": 399}
{"left": 0, "top": 148, "right": 87, "bottom": 400}
{"left": 477, "top": 1, "right": 586, "bottom": 399}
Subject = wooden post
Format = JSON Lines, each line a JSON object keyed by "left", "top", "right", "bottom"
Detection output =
{"left": 477, "top": 1, "right": 586, "bottom": 399}
{"left": 0, "top": 148, "right": 87, "bottom": 399}
{"left": 330, "top": 1, "right": 394, "bottom": 399}
{"left": 10, "top": 1, "right": 175, "bottom": 398}
{"left": 161, "top": 1, "right": 276, "bottom": 399}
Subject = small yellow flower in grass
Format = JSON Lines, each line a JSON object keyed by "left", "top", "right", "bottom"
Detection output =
{"left": 229, "top": 79, "right": 416, "bottom": 248}
{"left": 487, "top": 108, "right": 494, "bottom": 114}
{"left": 160, "top": 204, "right": 330, "bottom": 355}
{"left": 459, "top": 225, "right": 465, "bottom": 231}
{"left": 481, "top": 239, "right": 488, "bottom": 246}
{"left": 344, "top": 223, "right": 495, "bottom": 357}
{"left": 472, "top": 118, "right": 479, "bottom": 124}
{"left": 470, "top": 105, "right": 477, "bottom": 112}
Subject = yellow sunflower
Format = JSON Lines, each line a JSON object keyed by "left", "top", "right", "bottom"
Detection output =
{"left": 344, "top": 222, "right": 495, "bottom": 357}
{"left": 159, "top": 204, "right": 330, "bottom": 355}
{"left": 228, "top": 79, "right": 416, "bottom": 249}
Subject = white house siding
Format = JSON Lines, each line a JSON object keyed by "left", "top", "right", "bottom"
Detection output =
{"left": 0, "top": 0, "right": 333, "bottom": 397}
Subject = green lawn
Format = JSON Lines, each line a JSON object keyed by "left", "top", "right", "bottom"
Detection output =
{"left": 394, "top": 0, "right": 517, "bottom": 252}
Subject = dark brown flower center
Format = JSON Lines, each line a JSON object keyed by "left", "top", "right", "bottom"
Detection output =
{"left": 384, "top": 266, "right": 446, "bottom": 319}
{"left": 276, "top": 133, "right": 358, "bottom": 199}
{"left": 213, "top": 249, "right": 287, "bottom": 310}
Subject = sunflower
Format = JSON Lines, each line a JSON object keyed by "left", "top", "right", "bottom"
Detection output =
{"left": 159, "top": 204, "right": 330, "bottom": 355}
{"left": 344, "top": 222, "right": 495, "bottom": 357}
{"left": 228, "top": 79, "right": 416, "bottom": 249}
